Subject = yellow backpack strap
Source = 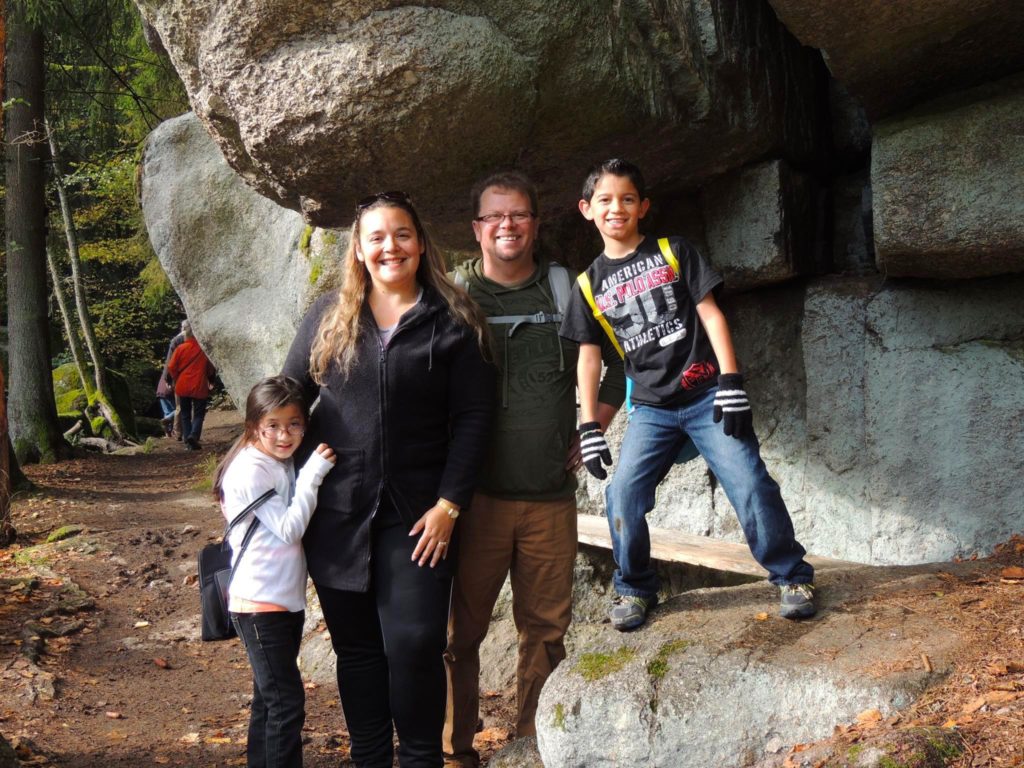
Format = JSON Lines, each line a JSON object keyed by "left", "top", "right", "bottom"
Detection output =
{"left": 657, "top": 237, "right": 680, "bottom": 276}
{"left": 576, "top": 272, "right": 625, "bottom": 359}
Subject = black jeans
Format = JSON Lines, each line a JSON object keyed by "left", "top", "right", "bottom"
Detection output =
{"left": 231, "top": 611, "right": 306, "bottom": 768}
{"left": 316, "top": 521, "right": 453, "bottom": 768}
{"left": 180, "top": 395, "right": 208, "bottom": 443}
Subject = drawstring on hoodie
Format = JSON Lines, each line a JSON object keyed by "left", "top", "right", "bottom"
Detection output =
{"left": 428, "top": 316, "right": 437, "bottom": 372}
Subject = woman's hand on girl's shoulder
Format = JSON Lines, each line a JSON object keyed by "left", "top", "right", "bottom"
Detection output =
{"left": 315, "top": 443, "right": 337, "bottom": 464}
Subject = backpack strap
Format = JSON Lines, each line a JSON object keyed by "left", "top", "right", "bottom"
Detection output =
{"left": 657, "top": 237, "right": 680, "bottom": 276}
{"left": 576, "top": 272, "right": 624, "bottom": 359}
{"left": 457, "top": 261, "right": 569, "bottom": 331}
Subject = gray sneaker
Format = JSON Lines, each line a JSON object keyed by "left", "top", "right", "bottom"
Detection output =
{"left": 779, "top": 583, "right": 816, "bottom": 619}
{"left": 609, "top": 595, "right": 656, "bottom": 631}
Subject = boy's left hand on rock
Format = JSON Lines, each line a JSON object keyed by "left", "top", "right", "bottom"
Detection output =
{"left": 713, "top": 374, "right": 752, "bottom": 438}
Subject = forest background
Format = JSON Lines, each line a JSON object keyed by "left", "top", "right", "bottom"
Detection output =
{"left": 1, "top": 0, "right": 190, "bottom": 507}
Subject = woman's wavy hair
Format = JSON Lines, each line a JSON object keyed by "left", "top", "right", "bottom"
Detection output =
{"left": 308, "top": 195, "right": 491, "bottom": 382}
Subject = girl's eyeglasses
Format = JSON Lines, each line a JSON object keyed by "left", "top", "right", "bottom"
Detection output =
{"left": 259, "top": 424, "right": 306, "bottom": 439}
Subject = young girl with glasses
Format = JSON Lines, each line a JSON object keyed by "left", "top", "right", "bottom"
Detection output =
{"left": 282, "top": 192, "right": 496, "bottom": 767}
{"left": 211, "top": 375, "right": 336, "bottom": 768}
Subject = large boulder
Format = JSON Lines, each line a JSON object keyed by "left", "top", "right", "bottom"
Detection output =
{"left": 764, "top": 0, "right": 1024, "bottom": 118}
{"left": 536, "top": 566, "right": 962, "bottom": 767}
{"left": 132, "top": 0, "right": 825, "bottom": 237}
{"left": 872, "top": 75, "right": 1024, "bottom": 279}
{"left": 139, "top": 112, "right": 347, "bottom": 403}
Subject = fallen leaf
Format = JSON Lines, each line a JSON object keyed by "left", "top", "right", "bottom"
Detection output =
{"left": 856, "top": 709, "right": 882, "bottom": 724}
{"left": 179, "top": 732, "right": 201, "bottom": 744}
{"left": 1001, "top": 566, "right": 1024, "bottom": 580}
{"left": 1008, "top": 662, "right": 1024, "bottom": 673}
{"left": 105, "top": 711, "right": 123, "bottom": 719}
{"left": 962, "top": 695, "right": 987, "bottom": 714}
{"left": 941, "top": 718, "right": 958, "bottom": 728}
{"left": 985, "top": 690, "right": 1019, "bottom": 705}
{"left": 153, "top": 757, "right": 170, "bottom": 764}
{"left": 153, "top": 657, "right": 171, "bottom": 669}
{"left": 754, "top": 612, "right": 769, "bottom": 622}
{"left": 133, "top": 621, "right": 150, "bottom": 629}
{"left": 304, "top": 682, "right": 319, "bottom": 690}
{"left": 206, "top": 736, "right": 232, "bottom": 744}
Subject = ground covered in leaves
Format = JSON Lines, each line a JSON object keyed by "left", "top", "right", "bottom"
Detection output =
{"left": 0, "top": 407, "right": 1021, "bottom": 767}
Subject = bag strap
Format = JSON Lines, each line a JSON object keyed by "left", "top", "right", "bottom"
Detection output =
{"left": 222, "top": 489, "right": 274, "bottom": 536}
{"left": 222, "top": 489, "right": 275, "bottom": 596}
{"left": 657, "top": 237, "right": 681, "bottom": 276}
{"left": 576, "top": 272, "right": 625, "bottom": 358}
{"left": 455, "top": 262, "right": 572, "bottom": 330}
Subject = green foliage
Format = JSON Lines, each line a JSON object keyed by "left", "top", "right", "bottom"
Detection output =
{"left": 194, "top": 454, "right": 220, "bottom": 493}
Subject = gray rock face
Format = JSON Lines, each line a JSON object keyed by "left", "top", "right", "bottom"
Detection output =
{"left": 132, "top": 0, "right": 824, "bottom": 235}
{"left": 765, "top": 0, "right": 1024, "bottom": 117}
{"left": 701, "top": 159, "right": 821, "bottom": 291}
{"left": 536, "top": 567, "right": 963, "bottom": 768}
{"left": 872, "top": 75, "right": 1024, "bottom": 279}
{"left": 139, "top": 112, "right": 346, "bottom": 403}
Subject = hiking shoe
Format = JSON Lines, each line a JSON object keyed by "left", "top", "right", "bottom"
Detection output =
{"left": 779, "top": 583, "right": 816, "bottom": 619}
{"left": 609, "top": 595, "right": 656, "bottom": 631}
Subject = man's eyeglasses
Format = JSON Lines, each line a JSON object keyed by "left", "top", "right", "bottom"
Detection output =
{"left": 357, "top": 191, "right": 412, "bottom": 210}
{"left": 474, "top": 211, "right": 535, "bottom": 225}
{"left": 259, "top": 423, "right": 306, "bottom": 439}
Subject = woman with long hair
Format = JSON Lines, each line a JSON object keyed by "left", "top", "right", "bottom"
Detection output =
{"left": 282, "top": 192, "right": 495, "bottom": 768}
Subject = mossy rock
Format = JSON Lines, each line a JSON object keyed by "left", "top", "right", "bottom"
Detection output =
{"left": 47, "top": 525, "right": 84, "bottom": 543}
{"left": 52, "top": 363, "right": 137, "bottom": 437}
{"left": 135, "top": 416, "right": 166, "bottom": 438}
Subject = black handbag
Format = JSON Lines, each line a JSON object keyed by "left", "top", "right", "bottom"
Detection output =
{"left": 198, "top": 489, "right": 275, "bottom": 641}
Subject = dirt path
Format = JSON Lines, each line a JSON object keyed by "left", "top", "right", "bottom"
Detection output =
{"left": 0, "top": 409, "right": 508, "bottom": 767}
{"left": 1, "top": 408, "right": 1022, "bottom": 768}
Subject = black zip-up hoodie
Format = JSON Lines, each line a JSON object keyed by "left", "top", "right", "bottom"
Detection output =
{"left": 282, "top": 286, "right": 496, "bottom": 592}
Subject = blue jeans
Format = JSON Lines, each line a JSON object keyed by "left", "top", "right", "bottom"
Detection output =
{"left": 231, "top": 611, "right": 306, "bottom": 768}
{"left": 179, "top": 396, "right": 208, "bottom": 443}
{"left": 606, "top": 387, "right": 814, "bottom": 600}
{"left": 158, "top": 396, "right": 175, "bottom": 420}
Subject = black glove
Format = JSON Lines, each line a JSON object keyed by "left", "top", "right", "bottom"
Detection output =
{"left": 578, "top": 421, "right": 613, "bottom": 480}
{"left": 713, "top": 374, "right": 752, "bottom": 439}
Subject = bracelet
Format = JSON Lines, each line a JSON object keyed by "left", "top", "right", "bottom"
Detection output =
{"left": 437, "top": 498, "right": 460, "bottom": 520}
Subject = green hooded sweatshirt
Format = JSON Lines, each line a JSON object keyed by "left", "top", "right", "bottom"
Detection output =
{"left": 453, "top": 257, "right": 625, "bottom": 500}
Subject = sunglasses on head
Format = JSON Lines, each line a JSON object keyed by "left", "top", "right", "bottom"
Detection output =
{"left": 356, "top": 190, "right": 412, "bottom": 210}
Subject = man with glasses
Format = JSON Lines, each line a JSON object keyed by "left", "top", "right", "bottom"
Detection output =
{"left": 444, "top": 172, "right": 624, "bottom": 765}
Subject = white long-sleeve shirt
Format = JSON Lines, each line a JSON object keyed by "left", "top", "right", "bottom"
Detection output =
{"left": 221, "top": 445, "right": 333, "bottom": 612}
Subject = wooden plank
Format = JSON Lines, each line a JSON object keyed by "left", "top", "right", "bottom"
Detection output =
{"left": 577, "top": 514, "right": 854, "bottom": 577}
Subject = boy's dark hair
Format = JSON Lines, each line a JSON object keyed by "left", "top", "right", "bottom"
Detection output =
{"left": 212, "top": 375, "right": 309, "bottom": 498}
{"left": 470, "top": 170, "right": 539, "bottom": 217}
{"left": 581, "top": 159, "right": 647, "bottom": 202}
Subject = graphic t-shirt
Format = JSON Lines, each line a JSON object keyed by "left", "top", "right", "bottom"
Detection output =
{"left": 560, "top": 236, "right": 723, "bottom": 407}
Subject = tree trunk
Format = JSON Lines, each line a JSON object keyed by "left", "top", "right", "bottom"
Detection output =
{"left": 46, "top": 125, "right": 126, "bottom": 441}
{"left": 46, "top": 122, "right": 109, "bottom": 395}
{"left": 0, "top": 368, "right": 17, "bottom": 547}
{"left": 46, "top": 247, "right": 91, "bottom": 394}
{"left": 4, "top": 2, "right": 66, "bottom": 464}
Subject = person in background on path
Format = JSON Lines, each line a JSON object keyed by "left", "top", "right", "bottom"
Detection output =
{"left": 154, "top": 375, "right": 175, "bottom": 437}
{"left": 559, "top": 158, "right": 816, "bottom": 631}
{"left": 213, "top": 375, "right": 336, "bottom": 768}
{"left": 167, "top": 320, "right": 216, "bottom": 451}
{"left": 443, "top": 172, "right": 625, "bottom": 767}
{"left": 159, "top": 319, "right": 189, "bottom": 439}
{"left": 282, "top": 191, "right": 495, "bottom": 768}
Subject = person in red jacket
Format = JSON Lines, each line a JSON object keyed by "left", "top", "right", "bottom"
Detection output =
{"left": 167, "top": 320, "right": 216, "bottom": 450}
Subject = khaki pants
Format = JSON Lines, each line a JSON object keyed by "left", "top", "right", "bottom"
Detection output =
{"left": 443, "top": 493, "right": 577, "bottom": 767}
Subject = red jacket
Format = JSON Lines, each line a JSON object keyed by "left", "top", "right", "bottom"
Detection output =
{"left": 167, "top": 337, "right": 215, "bottom": 399}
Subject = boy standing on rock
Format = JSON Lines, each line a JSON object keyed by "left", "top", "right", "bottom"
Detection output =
{"left": 559, "top": 159, "right": 816, "bottom": 631}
